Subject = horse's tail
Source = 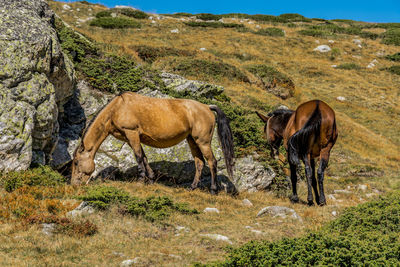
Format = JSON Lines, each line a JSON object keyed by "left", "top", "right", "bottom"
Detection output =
{"left": 209, "top": 105, "right": 235, "bottom": 180}
{"left": 288, "top": 101, "right": 322, "bottom": 165}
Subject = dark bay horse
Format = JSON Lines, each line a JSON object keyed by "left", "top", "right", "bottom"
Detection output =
{"left": 71, "top": 92, "right": 234, "bottom": 194}
{"left": 256, "top": 100, "right": 338, "bottom": 205}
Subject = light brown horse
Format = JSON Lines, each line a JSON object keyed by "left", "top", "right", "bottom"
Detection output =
{"left": 256, "top": 100, "right": 338, "bottom": 206}
{"left": 71, "top": 92, "right": 234, "bottom": 194}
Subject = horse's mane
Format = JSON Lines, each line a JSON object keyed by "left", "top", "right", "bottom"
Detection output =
{"left": 268, "top": 109, "right": 294, "bottom": 117}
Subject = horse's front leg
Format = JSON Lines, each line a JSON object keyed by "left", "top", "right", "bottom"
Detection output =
{"left": 317, "top": 147, "right": 332, "bottom": 206}
{"left": 187, "top": 136, "right": 205, "bottom": 190}
{"left": 124, "top": 130, "right": 147, "bottom": 180}
{"left": 303, "top": 155, "right": 314, "bottom": 206}
{"left": 141, "top": 147, "right": 155, "bottom": 182}
{"left": 310, "top": 158, "right": 320, "bottom": 204}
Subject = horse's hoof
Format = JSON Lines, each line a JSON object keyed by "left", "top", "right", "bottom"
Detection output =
{"left": 290, "top": 195, "right": 299, "bottom": 203}
{"left": 307, "top": 201, "right": 315, "bottom": 206}
{"left": 210, "top": 189, "right": 218, "bottom": 195}
{"left": 318, "top": 200, "right": 327, "bottom": 206}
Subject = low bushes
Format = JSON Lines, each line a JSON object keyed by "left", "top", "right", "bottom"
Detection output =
{"left": 131, "top": 45, "right": 195, "bottom": 63}
{"left": 336, "top": 63, "right": 362, "bottom": 70}
{"left": 299, "top": 24, "right": 378, "bottom": 39}
{"left": 385, "top": 65, "right": 400, "bottom": 75}
{"left": 170, "top": 58, "right": 249, "bottom": 83}
{"left": 95, "top": 10, "right": 112, "bottom": 18}
{"left": 196, "top": 13, "right": 222, "bottom": 21}
{"left": 116, "top": 8, "right": 149, "bottom": 19}
{"left": 386, "top": 52, "right": 400, "bottom": 61}
{"left": 381, "top": 28, "right": 400, "bottom": 46}
{"left": 255, "top": 27, "right": 285, "bottom": 37}
{"left": 80, "top": 186, "right": 199, "bottom": 222}
{"left": 202, "top": 192, "right": 400, "bottom": 266}
{"left": 184, "top": 21, "right": 245, "bottom": 29}
{"left": 89, "top": 17, "right": 141, "bottom": 29}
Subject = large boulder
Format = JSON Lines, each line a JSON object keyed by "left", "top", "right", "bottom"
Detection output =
{"left": 0, "top": 0, "right": 75, "bottom": 171}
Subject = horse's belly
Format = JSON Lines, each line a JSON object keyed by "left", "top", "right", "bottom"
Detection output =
{"left": 140, "top": 132, "right": 188, "bottom": 148}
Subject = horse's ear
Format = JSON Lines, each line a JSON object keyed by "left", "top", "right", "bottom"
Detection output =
{"left": 255, "top": 111, "right": 269, "bottom": 123}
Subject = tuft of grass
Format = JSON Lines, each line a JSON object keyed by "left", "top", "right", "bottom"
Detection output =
{"left": 169, "top": 58, "right": 249, "bottom": 83}
{"left": 203, "top": 192, "right": 400, "bottom": 266}
{"left": 298, "top": 28, "right": 333, "bottom": 37}
{"left": 115, "top": 8, "right": 149, "bottom": 19}
{"left": 385, "top": 65, "right": 400, "bottom": 75}
{"left": 254, "top": 27, "right": 285, "bottom": 37}
{"left": 184, "top": 21, "right": 245, "bottom": 29}
{"left": 278, "top": 13, "right": 311, "bottom": 22}
{"left": 385, "top": 52, "right": 400, "bottom": 61}
{"left": 336, "top": 63, "right": 362, "bottom": 70}
{"left": 330, "top": 47, "right": 341, "bottom": 60}
{"left": 89, "top": 17, "right": 141, "bottom": 29}
{"left": 95, "top": 10, "right": 112, "bottom": 18}
{"left": 0, "top": 166, "right": 65, "bottom": 193}
{"left": 79, "top": 186, "right": 199, "bottom": 222}
{"left": 130, "top": 45, "right": 195, "bottom": 63}
{"left": 381, "top": 28, "right": 400, "bottom": 46}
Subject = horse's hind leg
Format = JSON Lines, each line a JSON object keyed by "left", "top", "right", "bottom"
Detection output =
{"left": 197, "top": 143, "right": 218, "bottom": 195}
{"left": 317, "top": 146, "right": 332, "bottom": 206}
{"left": 303, "top": 154, "right": 315, "bottom": 206}
{"left": 124, "top": 130, "right": 147, "bottom": 180}
{"left": 141, "top": 146, "right": 154, "bottom": 182}
{"left": 311, "top": 158, "right": 320, "bottom": 204}
{"left": 289, "top": 163, "right": 299, "bottom": 203}
{"left": 187, "top": 136, "right": 205, "bottom": 190}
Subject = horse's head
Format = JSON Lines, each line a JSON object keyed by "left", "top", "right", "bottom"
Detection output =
{"left": 71, "top": 144, "right": 95, "bottom": 185}
{"left": 256, "top": 109, "right": 294, "bottom": 159}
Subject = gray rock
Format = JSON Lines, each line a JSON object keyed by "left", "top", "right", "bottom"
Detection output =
{"left": 331, "top": 211, "right": 338, "bottom": 216}
{"left": 257, "top": 206, "right": 302, "bottom": 221}
{"left": 333, "top": 189, "right": 351, "bottom": 194}
{"left": 203, "top": 207, "right": 220, "bottom": 213}
{"left": 313, "top": 45, "right": 331, "bottom": 53}
{"left": 353, "top": 39, "right": 362, "bottom": 45}
{"left": 120, "top": 258, "right": 141, "bottom": 267}
{"left": 200, "top": 234, "right": 233, "bottom": 244}
{"left": 67, "top": 201, "right": 95, "bottom": 217}
{"left": 0, "top": 0, "right": 75, "bottom": 171}
{"left": 242, "top": 199, "right": 253, "bottom": 207}
{"left": 358, "top": 184, "right": 368, "bottom": 191}
{"left": 42, "top": 223, "right": 56, "bottom": 236}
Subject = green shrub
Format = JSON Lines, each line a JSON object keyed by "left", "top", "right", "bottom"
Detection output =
{"left": 278, "top": 13, "right": 311, "bottom": 22}
{"left": 89, "top": 17, "right": 141, "bottom": 29}
{"left": 114, "top": 8, "right": 149, "bottom": 19}
{"left": 246, "top": 64, "right": 294, "bottom": 91}
{"left": 336, "top": 63, "right": 362, "bottom": 70}
{"left": 196, "top": 13, "right": 222, "bottom": 21}
{"left": 298, "top": 28, "right": 333, "bottom": 37}
{"left": 170, "top": 58, "right": 249, "bottom": 82}
{"left": 255, "top": 27, "right": 285, "bottom": 37}
{"left": 80, "top": 186, "right": 199, "bottom": 222}
{"left": 184, "top": 21, "right": 245, "bottom": 29}
{"left": 0, "top": 166, "right": 65, "bottom": 192}
{"left": 95, "top": 10, "right": 112, "bottom": 18}
{"left": 130, "top": 45, "right": 195, "bottom": 63}
{"left": 375, "top": 23, "right": 400, "bottom": 29}
{"left": 360, "top": 31, "right": 379, "bottom": 40}
{"left": 386, "top": 52, "right": 400, "bottom": 61}
{"left": 203, "top": 192, "right": 400, "bottom": 266}
{"left": 54, "top": 17, "right": 99, "bottom": 63}
{"left": 163, "top": 12, "right": 194, "bottom": 18}
{"left": 381, "top": 28, "right": 400, "bottom": 46}
{"left": 386, "top": 65, "right": 400, "bottom": 75}
{"left": 77, "top": 54, "right": 165, "bottom": 93}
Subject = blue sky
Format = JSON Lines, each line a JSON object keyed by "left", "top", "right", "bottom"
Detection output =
{"left": 59, "top": 0, "right": 400, "bottom": 22}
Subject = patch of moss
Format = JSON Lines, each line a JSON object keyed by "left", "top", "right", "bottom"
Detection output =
{"left": 130, "top": 45, "right": 195, "bottom": 63}
{"left": 80, "top": 186, "right": 199, "bottom": 222}
{"left": 386, "top": 52, "right": 400, "bottom": 62}
{"left": 254, "top": 27, "right": 285, "bottom": 37}
{"left": 0, "top": 166, "right": 65, "bottom": 192}
{"left": 170, "top": 58, "right": 249, "bottom": 83}
{"left": 381, "top": 28, "right": 400, "bottom": 46}
{"left": 89, "top": 17, "right": 141, "bottom": 29}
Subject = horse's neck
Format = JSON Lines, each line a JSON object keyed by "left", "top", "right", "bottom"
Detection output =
{"left": 82, "top": 111, "right": 111, "bottom": 159}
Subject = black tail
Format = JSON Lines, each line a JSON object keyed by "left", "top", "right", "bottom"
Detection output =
{"left": 288, "top": 102, "right": 321, "bottom": 165}
{"left": 209, "top": 105, "right": 235, "bottom": 180}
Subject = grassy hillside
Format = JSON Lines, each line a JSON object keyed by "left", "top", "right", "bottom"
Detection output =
{"left": 0, "top": 0, "right": 399, "bottom": 265}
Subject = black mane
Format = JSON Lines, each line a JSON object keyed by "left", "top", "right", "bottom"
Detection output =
{"left": 268, "top": 109, "right": 294, "bottom": 117}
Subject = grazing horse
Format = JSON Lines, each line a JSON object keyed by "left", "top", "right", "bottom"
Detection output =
{"left": 71, "top": 92, "right": 234, "bottom": 194}
{"left": 256, "top": 100, "right": 338, "bottom": 205}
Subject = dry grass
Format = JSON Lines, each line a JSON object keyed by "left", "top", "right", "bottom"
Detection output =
{"left": 4, "top": 1, "right": 396, "bottom": 265}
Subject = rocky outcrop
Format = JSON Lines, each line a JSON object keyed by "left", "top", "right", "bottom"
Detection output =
{"left": 0, "top": 0, "right": 75, "bottom": 171}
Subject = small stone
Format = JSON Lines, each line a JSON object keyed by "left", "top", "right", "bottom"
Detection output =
{"left": 332, "top": 211, "right": 337, "bottom": 216}
{"left": 336, "top": 96, "right": 346, "bottom": 102}
{"left": 112, "top": 251, "right": 125, "bottom": 257}
{"left": 257, "top": 206, "right": 302, "bottom": 221}
{"left": 331, "top": 65, "right": 337, "bottom": 68}
{"left": 353, "top": 39, "right": 362, "bottom": 45}
{"left": 67, "top": 201, "right": 95, "bottom": 217}
{"left": 170, "top": 28, "right": 179, "bottom": 33}
{"left": 333, "top": 189, "right": 351, "bottom": 194}
{"left": 200, "top": 234, "right": 232, "bottom": 244}
{"left": 242, "top": 199, "right": 253, "bottom": 207}
{"left": 313, "top": 45, "right": 331, "bottom": 53}
{"left": 315, "top": 40, "right": 320, "bottom": 44}
{"left": 120, "top": 258, "right": 141, "bottom": 267}
{"left": 357, "top": 44, "right": 362, "bottom": 48}
{"left": 358, "top": 184, "right": 368, "bottom": 191}
{"left": 199, "top": 47, "right": 207, "bottom": 51}
{"left": 255, "top": 25, "right": 261, "bottom": 29}
{"left": 327, "top": 194, "right": 336, "bottom": 200}
{"left": 203, "top": 207, "right": 219, "bottom": 213}
{"left": 367, "top": 59, "right": 378, "bottom": 69}
{"left": 63, "top": 4, "right": 71, "bottom": 10}
{"left": 366, "top": 193, "right": 377, "bottom": 198}
{"left": 328, "top": 40, "right": 335, "bottom": 43}
{"left": 42, "top": 223, "right": 56, "bottom": 236}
